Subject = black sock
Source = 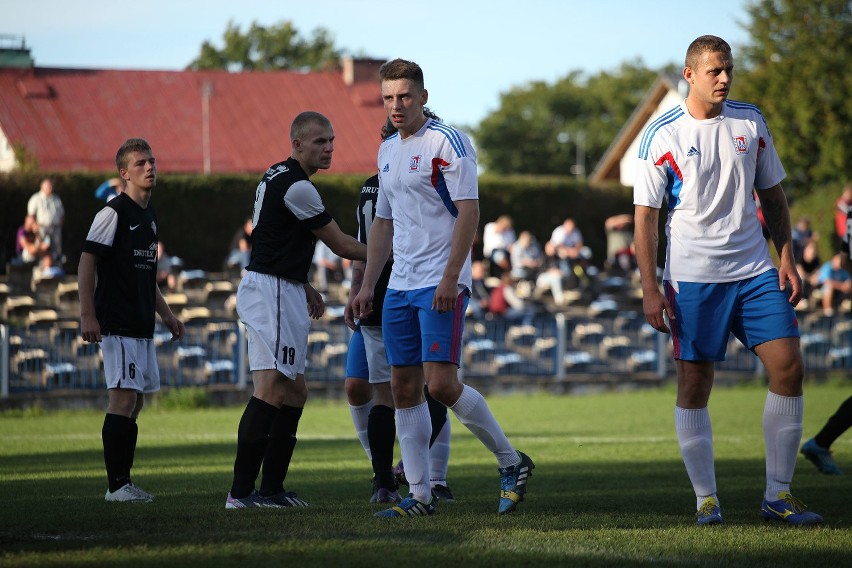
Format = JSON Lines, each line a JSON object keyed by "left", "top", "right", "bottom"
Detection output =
{"left": 425, "top": 390, "right": 448, "bottom": 448}
{"left": 102, "top": 413, "right": 134, "bottom": 493}
{"left": 230, "top": 397, "right": 278, "bottom": 498}
{"left": 368, "top": 404, "right": 396, "bottom": 489}
{"left": 814, "top": 395, "right": 852, "bottom": 449}
{"left": 259, "top": 404, "right": 303, "bottom": 497}
{"left": 127, "top": 419, "right": 138, "bottom": 482}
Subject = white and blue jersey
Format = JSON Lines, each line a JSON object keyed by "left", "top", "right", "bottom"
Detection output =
{"left": 634, "top": 100, "right": 786, "bottom": 284}
{"left": 376, "top": 118, "right": 478, "bottom": 291}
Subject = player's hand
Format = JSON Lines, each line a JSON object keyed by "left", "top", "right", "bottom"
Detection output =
{"left": 80, "top": 314, "right": 102, "bottom": 343}
{"left": 352, "top": 288, "right": 374, "bottom": 320}
{"left": 304, "top": 284, "right": 326, "bottom": 320}
{"left": 432, "top": 277, "right": 458, "bottom": 313}
{"left": 778, "top": 263, "right": 803, "bottom": 306}
{"left": 642, "top": 289, "right": 673, "bottom": 334}
{"left": 343, "top": 299, "right": 358, "bottom": 330}
{"left": 164, "top": 314, "right": 185, "bottom": 341}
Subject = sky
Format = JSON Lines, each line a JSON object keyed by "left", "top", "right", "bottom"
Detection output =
{"left": 5, "top": 0, "right": 752, "bottom": 128}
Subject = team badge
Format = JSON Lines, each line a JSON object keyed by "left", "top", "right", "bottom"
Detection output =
{"left": 409, "top": 155, "right": 422, "bottom": 172}
{"left": 733, "top": 136, "right": 748, "bottom": 154}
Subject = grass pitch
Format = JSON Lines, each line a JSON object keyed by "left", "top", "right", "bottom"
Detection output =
{"left": 1, "top": 381, "right": 850, "bottom": 567}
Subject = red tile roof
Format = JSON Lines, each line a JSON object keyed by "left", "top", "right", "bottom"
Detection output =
{"left": 0, "top": 65, "right": 387, "bottom": 175}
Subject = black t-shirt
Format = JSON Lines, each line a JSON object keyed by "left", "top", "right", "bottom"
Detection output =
{"left": 82, "top": 193, "right": 158, "bottom": 338}
{"left": 356, "top": 173, "right": 392, "bottom": 326}
{"left": 247, "top": 157, "right": 333, "bottom": 281}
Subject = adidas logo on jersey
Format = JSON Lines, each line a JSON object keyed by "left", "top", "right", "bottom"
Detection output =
{"left": 687, "top": 146, "right": 700, "bottom": 157}
{"left": 382, "top": 163, "right": 390, "bottom": 172}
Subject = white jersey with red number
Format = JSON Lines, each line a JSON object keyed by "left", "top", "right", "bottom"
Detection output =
{"left": 376, "top": 118, "right": 478, "bottom": 291}
{"left": 634, "top": 99, "right": 786, "bottom": 283}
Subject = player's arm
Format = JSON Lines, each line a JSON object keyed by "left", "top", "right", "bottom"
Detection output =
{"left": 434, "top": 198, "right": 479, "bottom": 313}
{"left": 759, "top": 183, "right": 802, "bottom": 305}
{"left": 78, "top": 252, "right": 101, "bottom": 343}
{"left": 344, "top": 260, "right": 365, "bottom": 330}
{"left": 352, "top": 217, "right": 393, "bottom": 319}
{"left": 313, "top": 220, "right": 366, "bottom": 262}
{"left": 634, "top": 204, "right": 673, "bottom": 333}
{"left": 155, "top": 286, "right": 185, "bottom": 341}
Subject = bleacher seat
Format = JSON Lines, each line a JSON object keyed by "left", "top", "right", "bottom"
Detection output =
{"left": 572, "top": 322, "right": 605, "bottom": 347}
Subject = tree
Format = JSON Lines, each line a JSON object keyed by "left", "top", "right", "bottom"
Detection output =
{"left": 737, "top": 0, "right": 852, "bottom": 190}
{"left": 187, "top": 20, "right": 342, "bottom": 72}
{"left": 475, "top": 62, "right": 657, "bottom": 175}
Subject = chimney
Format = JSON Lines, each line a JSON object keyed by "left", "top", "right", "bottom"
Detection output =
{"left": 342, "top": 57, "right": 385, "bottom": 86}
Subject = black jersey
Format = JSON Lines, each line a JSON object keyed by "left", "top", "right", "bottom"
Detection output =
{"left": 357, "top": 173, "right": 393, "bottom": 327}
{"left": 247, "top": 157, "right": 333, "bottom": 281}
{"left": 82, "top": 193, "right": 158, "bottom": 338}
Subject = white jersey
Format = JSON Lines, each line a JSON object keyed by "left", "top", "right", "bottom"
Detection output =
{"left": 376, "top": 118, "right": 478, "bottom": 291}
{"left": 634, "top": 99, "right": 786, "bottom": 283}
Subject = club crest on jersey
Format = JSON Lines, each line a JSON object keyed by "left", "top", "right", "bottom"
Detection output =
{"left": 409, "top": 155, "right": 422, "bottom": 172}
{"left": 733, "top": 136, "right": 748, "bottom": 154}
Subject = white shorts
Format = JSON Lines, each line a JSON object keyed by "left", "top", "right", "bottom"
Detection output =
{"left": 362, "top": 325, "right": 391, "bottom": 384}
{"left": 237, "top": 271, "right": 310, "bottom": 379}
{"left": 101, "top": 336, "right": 160, "bottom": 393}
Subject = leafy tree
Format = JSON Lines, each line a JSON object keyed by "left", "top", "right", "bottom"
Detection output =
{"left": 187, "top": 20, "right": 342, "bottom": 72}
{"left": 475, "top": 61, "right": 657, "bottom": 175}
{"left": 736, "top": 0, "right": 852, "bottom": 190}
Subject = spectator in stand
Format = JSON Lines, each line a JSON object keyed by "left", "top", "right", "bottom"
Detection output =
{"left": 834, "top": 184, "right": 852, "bottom": 247}
{"left": 791, "top": 217, "right": 815, "bottom": 265}
{"left": 489, "top": 272, "right": 533, "bottom": 324}
{"left": 510, "top": 231, "right": 543, "bottom": 282}
{"left": 797, "top": 241, "right": 822, "bottom": 303}
{"left": 604, "top": 214, "right": 636, "bottom": 274}
{"left": 482, "top": 215, "right": 516, "bottom": 275}
{"left": 15, "top": 214, "right": 51, "bottom": 267}
{"left": 545, "top": 217, "right": 584, "bottom": 275}
{"left": 27, "top": 177, "right": 65, "bottom": 265}
{"left": 312, "top": 240, "right": 343, "bottom": 293}
{"left": 95, "top": 177, "right": 124, "bottom": 202}
{"left": 817, "top": 253, "right": 852, "bottom": 316}
{"left": 468, "top": 259, "right": 491, "bottom": 319}
{"left": 156, "top": 242, "right": 178, "bottom": 291}
{"left": 226, "top": 217, "right": 253, "bottom": 275}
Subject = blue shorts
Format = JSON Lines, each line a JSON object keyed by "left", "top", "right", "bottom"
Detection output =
{"left": 382, "top": 286, "right": 469, "bottom": 367}
{"left": 345, "top": 326, "right": 369, "bottom": 379}
{"left": 665, "top": 269, "right": 799, "bottom": 361}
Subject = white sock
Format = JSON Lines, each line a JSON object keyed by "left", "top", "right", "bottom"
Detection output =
{"left": 396, "top": 403, "right": 432, "bottom": 502}
{"left": 349, "top": 400, "right": 374, "bottom": 461}
{"left": 763, "top": 392, "right": 804, "bottom": 501}
{"left": 430, "top": 417, "right": 451, "bottom": 486}
{"left": 451, "top": 385, "right": 517, "bottom": 469}
{"left": 675, "top": 406, "right": 717, "bottom": 503}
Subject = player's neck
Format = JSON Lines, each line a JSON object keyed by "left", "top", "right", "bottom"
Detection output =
{"left": 398, "top": 115, "right": 428, "bottom": 139}
{"left": 125, "top": 186, "right": 151, "bottom": 208}
{"left": 685, "top": 97, "right": 723, "bottom": 120}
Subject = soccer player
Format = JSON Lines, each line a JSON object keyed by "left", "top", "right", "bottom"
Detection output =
{"left": 79, "top": 138, "right": 186, "bottom": 502}
{"left": 634, "top": 35, "right": 822, "bottom": 525}
{"left": 344, "top": 116, "right": 454, "bottom": 505}
{"left": 800, "top": 396, "right": 850, "bottom": 475}
{"left": 352, "top": 59, "right": 533, "bottom": 518}
{"left": 226, "top": 111, "right": 367, "bottom": 509}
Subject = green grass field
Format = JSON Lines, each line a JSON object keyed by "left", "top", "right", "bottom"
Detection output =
{"left": 1, "top": 381, "right": 850, "bottom": 567}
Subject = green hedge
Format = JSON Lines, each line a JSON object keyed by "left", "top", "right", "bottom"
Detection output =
{"left": 2, "top": 171, "right": 641, "bottom": 275}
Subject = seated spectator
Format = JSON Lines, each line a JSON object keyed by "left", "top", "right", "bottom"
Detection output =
{"left": 157, "top": 242, "right": 179, "bottom": 291}
{"left": 510, "top": 231, "right": 544, "bottom": 282}
{"left": 225, "top": 217, "right": 253, "bottom": 274}
{"left": 312, "top": 240, "right": 343, "bottom": 292}
{"left": 605, "top": 214, "right": 636, "bottom": 273}
{"left": 835, "top": 184, "right": 852, "bottom": 247}
{"left": 545, "top": 217, "right": 584, "bottom": 274}
{"left": 791, "top": 217, "right": 816, "bottom": 265}
{"left": 488, "top": 272, "right": 533, "bottom": 324}
{"left": 15, "top": 215, "right": 51, "bottom": 267}
{"left": 797, "top": 240, "right": 822, "bottom": 302}
{"left": 482, "top": 215, "right": 516, "bottom": 275}
{"left": 817, "top": 253, "right": 852, "bottom": 316}
{"left": 468, "top": 260, "right": 492, "bottom": 319}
